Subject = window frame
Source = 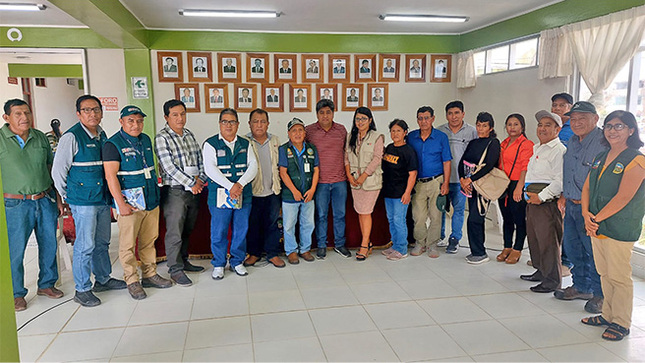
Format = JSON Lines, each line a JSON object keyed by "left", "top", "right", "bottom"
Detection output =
{"left": 474, "top": 34, "right": 540, "bottom": 76}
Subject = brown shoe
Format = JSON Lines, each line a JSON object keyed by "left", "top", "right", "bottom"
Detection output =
{"left": 127, "top": 282, "right": 147, "bottom": 300}
{"left": 14, "top": 297, "right": 26, "bottom": 311}
{"left": 288, "top": 252, "right": 299, "bottom": 265}
{"left": 497, "top": 248, "right": 512, "bottom": 262}
{"left": 244, "top": 255, "right": 261, "bottom": 267}
{"left": 268, "top": 256, "right": 286, "bottom": 268}
{"left": 141, "top": 274, "right": 172, "bottom": 289}
{"left": 299, "top": 251, "right": 315, "bottom": 262}
{"left": 505, "top": 249, "right": 522, "bottom": 264}
{"left": 37, "top": 287, "right": 64, "bottom": 299}
{"left": 554, "top": 286, "right": 593, "bottom": 300}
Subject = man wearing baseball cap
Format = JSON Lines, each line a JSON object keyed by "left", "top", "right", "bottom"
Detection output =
{"left": 551, "top": 93, "right": 574, "bottom": 146}
{"left": 103, "top": 105, "right": 172, "bottom": 300}
{"left": 555, "top": 101, "right": 607, "bottom": 313}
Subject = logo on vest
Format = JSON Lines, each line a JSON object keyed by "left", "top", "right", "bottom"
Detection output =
{"left": 87, "top": 143, "right": 97, "bottom": 148}
{"left": 286, "top": 148, "right": 293, "bottom": 157}
{"left": 612, "top": 162, "right": 625, "bottom": 174}
{"left": 592, "top": 159, "right": 601, "bottom": 169}
{"left": 307, "top": 148, "right": 314, "bottom": 155}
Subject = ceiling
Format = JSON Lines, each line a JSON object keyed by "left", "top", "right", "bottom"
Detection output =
{"left": 1, "top": 0, "right": 564, "bottom": 34}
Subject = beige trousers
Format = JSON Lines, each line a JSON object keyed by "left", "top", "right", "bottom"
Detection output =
{"left": 411, "top": 176, "right": 443, "bottom": 248}
{"left": 117, "top": 207, "right": 160, "bottom": 285}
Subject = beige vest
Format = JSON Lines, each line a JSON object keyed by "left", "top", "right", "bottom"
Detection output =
{"left": 245, "top": 134, "right": 281, "bottom": 196}
{"left": 345, "top": 130, "right": 384, "bottom": 191}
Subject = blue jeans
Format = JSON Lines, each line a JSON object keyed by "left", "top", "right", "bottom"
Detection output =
{"left": 209, "top": 203, "right": 251, "bottom": 268}
{"left": 385, "top": 198, "right": 409, "bottom": 255}
{"left": 440, "top": 183, "right": 466, "bottom": 241}
{"left": 282, "top": 201, "right": 315, "bottom": 255}
{"left": 563, "top": 200, "right": 602, "bottom": 296}
{"left": 5, "top": 195, "right": 58, "bottom": 298}
{"left": 70, "top": 204, "right": 112, "bottom": 292}
{"left": 314, "top": 181, "right": 347, "bottom": 249}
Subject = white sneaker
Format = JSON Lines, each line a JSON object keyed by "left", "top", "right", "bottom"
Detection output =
{"left": 211, "top": 267, "right": 224, "bottom": 280}
{"left": 230, "top": 264, "right": 249, "bottom": 276}
{"left": 436, "top": 239, "right": 448, "bottom": 247}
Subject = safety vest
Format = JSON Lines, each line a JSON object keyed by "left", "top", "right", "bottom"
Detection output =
{"left": 345, "top": 130, "right": 384, "bottom": 191}
{"left": 280, "top": 142, "right": 317, "bottom": 202}
{"left": 205, "top": 135, "right": 252, "bottom": 206}
{"left": 105, "top": 129, "right": 159, "bottom": 210}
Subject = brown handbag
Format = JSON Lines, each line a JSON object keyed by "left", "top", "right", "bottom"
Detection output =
{"left": 472, "top": 141, "right": 510, "bottom": 213}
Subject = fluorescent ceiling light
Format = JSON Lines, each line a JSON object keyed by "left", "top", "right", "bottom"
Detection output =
{"left": 379, "top": 14, "right": 468, "bottom": 23}
{"left": 179, "top": 9, "right": 279, "bottom": 18}
{"left": 0, "top": 3, "right": 46, "bottom": 11}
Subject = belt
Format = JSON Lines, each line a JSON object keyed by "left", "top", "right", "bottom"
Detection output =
{"left": 4, "top": 187, "right": 52, "bottom": 201}
{"left": 418, "top": 175, "right": 442, "bottom": 183}
{"left": 569, "top": 199, "right": 582, "bottom": 205}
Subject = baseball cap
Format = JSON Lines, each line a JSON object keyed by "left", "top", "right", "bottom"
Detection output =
{"left": 535, "top": 110, "right": 562, "bottom": 127}
{"left": 551, "top": 92, "right": 573, "bottom": 104}
{"left": 436, "top": 194, "right": 447, "bottom": 212}
{"left": 287, "top": 117, "right": 305, "bottom": 131}
{"left": 120, "top": 105, "right": 147, "bottom": 118}
{"left": 564, "top": 101, "right": 597, "bottom": 116}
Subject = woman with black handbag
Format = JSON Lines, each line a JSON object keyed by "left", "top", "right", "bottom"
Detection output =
{"left": 458, "top": 112, "right": 501, "bottom": 264}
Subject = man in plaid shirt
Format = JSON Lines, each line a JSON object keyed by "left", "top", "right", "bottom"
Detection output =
{"left": 155, "top": 99, "right": 207, "bottom": 286}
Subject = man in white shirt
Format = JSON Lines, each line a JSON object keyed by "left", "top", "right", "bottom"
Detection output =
{"left": 521, "top": 110, "right": 567, "bottom": 293}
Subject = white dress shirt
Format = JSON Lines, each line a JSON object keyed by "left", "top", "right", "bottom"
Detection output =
{"left": 524, "top": 137, "right": 567, "bottom": 202}
{"left": 203, "top": 134, "right": 258, "bottom": 191}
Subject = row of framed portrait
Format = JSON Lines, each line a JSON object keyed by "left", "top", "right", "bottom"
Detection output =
{"left": 174, "top": 83, "right": 390, "bottom": 113}
{"left": 158, "top": 51, "right": 452, "bottom": 85}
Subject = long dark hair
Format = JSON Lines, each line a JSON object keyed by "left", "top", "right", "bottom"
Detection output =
{"left": 601, "top": 110, "right": 644, "bottom": 149}
{"left": 476, "top": 111, "right": 497, "bottom": 138}
{"left": 505, "top": 113, "right": 526, "bottom": 137}
{"left": 349, "top": 107, "right": 376, "bottom": 154}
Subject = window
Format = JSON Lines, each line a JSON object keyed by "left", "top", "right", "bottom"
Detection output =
{"left": 34, "top": 78, "right": 46, "bottom": 87}
{"left": 485, "top": 45, "right": 509, "bottom": 74}
{"left": 474, "top": 35, "right": 539, "bottom": 76}
{"left": 510, "top": 37, "right": 538, "bottom": 70}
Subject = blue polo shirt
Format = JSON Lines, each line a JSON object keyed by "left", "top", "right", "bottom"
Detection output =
{"left": 558, "top": 120, "right": 574, "bottom": 146}
{"left": 407, "top": 128, "right": 452, "bottom": 178}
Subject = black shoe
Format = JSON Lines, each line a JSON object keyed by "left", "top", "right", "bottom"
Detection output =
{"left": 170, "top": 271, "right": 193, "bottom": 287}
{"left": 316, "top": 248, "right": 327, "bottom": 260}
{"left": 93, "top": 278, "right": 127, "bottom": 292}
{"left": 334, "top": 246, "right": 352, "bottom": 258}
{"left": 445, "top": 237, "right": 459, "bottom": 254}
{"left": 530, "top": 283, "right": 555, "bottom": 293}
{"left": 520, "top": 273, "right": 541, "bottom": 282}
{"left": 74, "top": 291, "right": 101, "bottom": 307}
{"left": 183, "top": 261, "right": 205, "bottom": 273}
{"left": 585, "top": 296, "right": 604, "bottom": 314}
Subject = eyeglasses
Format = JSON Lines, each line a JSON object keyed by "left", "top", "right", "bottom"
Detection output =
{"left": 80, "top": 107, "right": 102, "bottom": 114}
{"left": 604, "top": 123, "right": 628, "bottom": 131}
{"left": 220, "top": 120, "right": 239, "bottom": 125}
{"left": 355, "top": 116, "right": 369, "bottom": 123}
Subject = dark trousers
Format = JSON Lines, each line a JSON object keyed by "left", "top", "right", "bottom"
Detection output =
{"left": 526, "top": 201, "right": 563, "bottom": 290}
{"left": 467, "top": 190, "right": 488, "bottom": 257}
{"left": 247, "top": 193, "right": 282, "bottom": 259}
{"left": 161, "top": 187, "right": 200, "bottom": 274}
{"left": 498, "top": 180, "right": 528, "bottom": 251}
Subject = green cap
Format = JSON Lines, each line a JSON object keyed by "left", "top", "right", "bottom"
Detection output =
{"left": 436, "top": 194, "right": 448, "bottom": 212}
{"left": 564, "top": 101, "right": 596, "bottom": 116}
{"left": 120, "top": 105, "right": 147, "bottom": 118}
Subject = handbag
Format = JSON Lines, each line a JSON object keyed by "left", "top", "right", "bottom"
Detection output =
{"left": 472, "top": 140, "right": 510, "bottom": 214}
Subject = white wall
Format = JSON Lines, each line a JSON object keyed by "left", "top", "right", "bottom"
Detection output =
{"left": 0, "top": 62, "right": 23, "bottom": 108}
{"left": 31, "top": 78, "right": 83, "bottom": 132}
{"left": 86, "top": 49, "right": 128, "bottom": 136}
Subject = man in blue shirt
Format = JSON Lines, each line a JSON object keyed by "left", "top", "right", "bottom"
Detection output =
{"left": 552, "top": 93, "right": 574, "bottom": 146}
{"left": 408, "top": 106, "right": 452, "bottom": 258}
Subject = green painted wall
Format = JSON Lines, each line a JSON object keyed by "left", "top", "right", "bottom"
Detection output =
{"left": 8, "top": 64, "right": 83, "bottom": 78}
{"left": 124, "top": 49, "right": 155, "bottom": 139}
{"left": 0, "top": 166, "right": 19, "bottom": 363}
{"left": 0, "top": 26, "right": 117, "bottom": 49}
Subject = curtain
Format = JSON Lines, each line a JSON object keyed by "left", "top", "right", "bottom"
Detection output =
{"left": 456, "top": 50, "right": 476, "bottom": 88}
{"left": 538, "top": 28, "right": 573, "bottom": 79}
{"left": 562, "top": 6, "right": 645, "bottom": 107}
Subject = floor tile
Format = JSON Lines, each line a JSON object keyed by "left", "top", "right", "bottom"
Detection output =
{"left": 499, "top": 314, "right": 590, "bottom": 348}
{"left": 182, "top": 344, "right": 253, "bottom": 362}
{"left": 350, "top": 281, "right": 411, "bottom": 304}
{"left": 112, "top": 322, "right": 188, "bottom": 357}
{"left": 517, "top": 291, "right": 588, "bottom": 314}
{"left": 185, "top": 316, "right": 251, "bottom": 350}
{"left": 537, "top": 342, "right": 625, "bottom": 362}
{"left": 599, "top": 336, "right": 645, "bottom": 362}
{"left": 382, "top": 325, "right": 467, "bottom": 361}
{"left": 17, "top": 333, "right": 55, "bottom": 362}
{"left": 319, "top": 331, "right": 399, "bottom": 362}
{"left": 397, "top": 277, "right": 462, "bottom": 300}
{"left": 247, "top": 273, "right": 298, "bottom": 293}
{"left": 110, "top": 350, "right": 183, "bottom": 362}
{"left": 40, "top": 328, "right": 123, "bottom": 362}
{"left": 472, "top": 349, "right": 547, "bottom": 362}
{"left": 364, "top": 301, "right": 435, "bottom": 330}
{"left": 193, "top": 275, "right": 248, "bottom": 297}
{"left": 64, "top": 301, "right": 136, "bottom": 331}
{"left": 128, "top": 298, "right": 193, "bottom": 326}
{"left": 191, "top": 294, "right": 249, "bottom": 320}
{"left": 309, "top": 306, "right": 377, "bottom": 336}
{"left": 253, "top": 337, "right": 326, "bottom": 362}
{"left": 442, "top": 320, "right": 530, "bottom": 355}
{"left": 417, "top": 297, "right": 492, "bottom": 324}
{"left": 469, "top": 292, "right": 545, "bottom": 319}
{"left": 250, "top": 311, "right": 316, "bottom": 342}
{"left": 300, "top": 285, "right": 359, "bottom": 309}
{"left": 248, "top": 289, "right": 306, "bottom": 314}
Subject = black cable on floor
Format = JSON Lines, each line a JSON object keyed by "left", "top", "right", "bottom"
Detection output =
{"left": 16, "top": 298, "right": 73, "bottom": 332}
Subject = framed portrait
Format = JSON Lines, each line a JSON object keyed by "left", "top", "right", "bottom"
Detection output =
{"left": 289, "top": 84, "right": 312, "bottom": 112}
{"left": 316, "top": 84, "right": 337, "bottom": 103}
{"left": 405, "top": 54, "right": 427, "bottom": 82}
{"left": 355, "top": 54, "right": 376, "bottom": 82}
{"left": 204, "top": 83, "right": 228, "bottom": 113}
{"left": 174, "top": 83, "right": 200, "bottom": 113}
{"left": 378, "top": 54, "right": 400, "bottom": 82}
{"left": 246, "top": 53, "right": 269, "bottom": 83}
{"left": 301, "top": 54, "right": 324, "bottom": 83}
{"left": 341, "top": 83, "right": 363, "bottom": 112}
{"left": 234, "top": 84, "right": 257, "bottom": 111}
{"left": 262, "top": 84, "right": 284, "bottom": 112}
{"left": 187, "top": 52, "right": 212, "bottom": 82}
{"left": 217, "top": 53, "right": 241, "bottom": 83}
{"left": 329, "top": 54, "right": 350, "bottom": 83}
{"left": 367, "top": 83, "right": 388, "bottom": 111}
{"left": 430, "top": 54, "right": 452, "bottom": 83}
{"left": 157, "top": 51, "right": 183, "bottom": 83}
{"left": 274, "top": 54, "right": 297, "bottom": 82}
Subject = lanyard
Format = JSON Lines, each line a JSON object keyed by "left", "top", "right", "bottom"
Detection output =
{"left": 120, "top": 130, "right": 148, "bottom": 168}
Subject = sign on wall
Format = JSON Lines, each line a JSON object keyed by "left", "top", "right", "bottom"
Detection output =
{"left": 99, "top": 97, "right": 119, "bottom": 111}
{"left": 131, "top": 77, "right": 148, "bottom": 99}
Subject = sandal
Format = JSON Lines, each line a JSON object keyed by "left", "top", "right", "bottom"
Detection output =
{"left": 581, "top": 315, "right": 610, "bottom": 326}
{"left": 602, "top": 323, "right": 630, "bottom": 341}
{"left": 356, "top": 242, "right": 372, "bottom": 261}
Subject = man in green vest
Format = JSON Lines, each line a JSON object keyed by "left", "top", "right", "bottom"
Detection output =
{"left": 1, "top": 99, "right": 64, "bottom": 312}
{"left": 103, "top": 105, "right": 172, "bottom": 300}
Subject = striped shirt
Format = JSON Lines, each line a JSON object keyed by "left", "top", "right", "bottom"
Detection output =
{"left": 305, "top": 121, "right": 347, "bottom": 184}
{"left": 154, "top": 124, "right": 206, "bottom": 188}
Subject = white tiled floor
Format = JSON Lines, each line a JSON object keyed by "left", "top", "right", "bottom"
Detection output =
{"left": 13, "top": 218, "right": 645, "bottom": 362}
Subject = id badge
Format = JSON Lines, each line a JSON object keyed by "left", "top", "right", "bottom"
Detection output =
{"left": 304, "top": 162, "right": 311, "bottom": 173}
{"left": 185, "top": 166, "right": 199, "bottom": 176}
{"left": 144, "top": 168, "right": 152, "bottom": 179}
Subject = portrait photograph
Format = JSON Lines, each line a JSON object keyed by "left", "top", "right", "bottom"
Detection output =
{"left": 246, "top": 53, "right": 269, "bottom": 83}
{"left": 355, "top": 54, "right": 376, "bottom": 82}
{"left": 430, "top": 54, "right": 452, "bottom": 83}
{"left": 188, "top": 52, "right": 212, "bottom": 82}
{"left": 316, "top": 84, "right": 337, "bottom": 103}
{"left": 262, "top": 84, "right": 284, "bottom": 112}
{"left": 341, "top": 83, "right": 363, "bottom": 111}
{"left": 204, "top": 83, "right": 228, "bottom": 113}
{"left": 367, "top": 83, "right": 388, "bottom": 111}
{"left": 217, "top": 53, "right": 241, "bottom": 83}
{"left": 378, "top": 54, "right": 400, "bottom": 82}
{"left": 329, "top": 54, "right": 350, "bottom": 82}
{"left": 174, "top": 83, "right": 200, "bottom": 113}
{"left": 289, "top": 84, "right": 311, "bottom": 112}
{"left": 234, "top": 83, "right": 257, "bottom": 111}
{"left": 301, "top": 54, "right": 324, "bottom": 82}
{"left": 157, "top": 51, "right": 183, "bottom": 83}
{"left": 274, "top": 54, "right": 297, "bottom": 82}
{"left": 405, "top": 54, "right": 427, "bottom": 82}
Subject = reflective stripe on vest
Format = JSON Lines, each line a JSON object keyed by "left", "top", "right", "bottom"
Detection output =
{"left": 71, "top": 161, "right": 103, "bottom": 166}
{"left": 116, "top": 166, "right": 155, "bottom": 176}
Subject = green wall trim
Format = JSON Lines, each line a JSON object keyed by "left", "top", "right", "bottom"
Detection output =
{"left": 0, "top": 26, "right": 117, "bottom": 49}
{"left": 460, "top": 0, "right": 645, "bottom": 51}
{"left": 8, "top": 64, "right": 83, "bottom": 78}
{"left": 124, "top": 49, "right": 156, "bottom": 140}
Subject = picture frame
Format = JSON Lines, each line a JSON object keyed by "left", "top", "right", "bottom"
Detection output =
{"left": 341, "top": 84, "right": 363, "bottom": 112}
{"left": 262, "top": 84, "right": 284, "bottom": 112}
{"left": 354, "top": 54, "right": 377, "bottom": 82}
{"left": 174, "top": 83, "right": 200, "bottom": 113}
{"left": 187, "top": 52, "right": 212, "bottom": 83}
{"left": 301, "top": 54, "right": 324, "bottom": 83}
{"left": 405, "top": 54, "right": 427, "bottom": 83}
{"left": 329, "top": 54, "right": 351, "bottom": 83}
{"left": 378, "top": 54, "right": 400, "bottom": 82}
{"left": 315, "top": 84, "right": 337, "bottom": 103}
{"left": 289, "top": 84, "right": 312, "bottom": 112}
{"left": 430, "top": 54, "right": 452, "bottom": 83}
{"left": 218, "top": 53, "right": 241, "bottom": 83}
{"left": 204, "top": 83, "right": 229, "bottom": 113}
{"left": 246, "top": 53, "right": 269, "bottom": 83}
{"left": 367, "top": 83, "right": 388, "bottom": 111}
{"left": 274, "top": 54, "right": 297, "bottom": 82}
{"left": 157, "top": 51, "right": 183, "bottom": 83}
{"left": 234, "top": 83, "right": 257, "bottom": 111}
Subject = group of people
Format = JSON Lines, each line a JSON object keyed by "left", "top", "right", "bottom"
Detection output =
{"left": 2, "top": 92, "right": 643, "bottom": 342}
